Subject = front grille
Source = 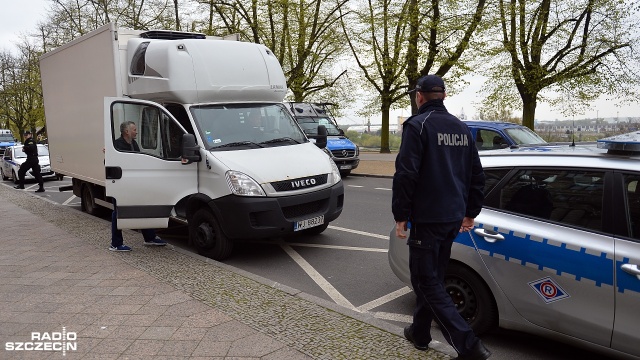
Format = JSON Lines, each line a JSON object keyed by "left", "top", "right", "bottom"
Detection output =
{"left": 271, "top": 174, "right": 328, "bottom": 192}
{"left": 282, "top": 199, "right": 328, "bottom": 219}
{"left": 331, "top": 149, "right": 356, "bottom": 158}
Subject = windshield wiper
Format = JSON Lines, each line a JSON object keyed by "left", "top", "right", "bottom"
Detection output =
{"left": 212, "top": 141, "right": 264, "bottom": 149}
{"left": 259, "top": 137, "right": 300, "bottom": 145}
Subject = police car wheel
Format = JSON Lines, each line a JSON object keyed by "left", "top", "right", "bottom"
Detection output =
{"left": 1, "top": 168, "right": 7, "bottom": 181}
{"left": 189, "top": 209, "right": 233, "bottom": 261}
{"left": 444, "top": 263, "right": 498, "bottom": 335}
{"left": 12, "top": 170, "right": 18, "bottom": 184}
{"left": 340, "top": 170, "right": 351, "bottom": 177}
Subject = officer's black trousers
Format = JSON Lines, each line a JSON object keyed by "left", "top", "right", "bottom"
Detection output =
{"left": 17, "top": 158, "right": 43, "bottom": 188}
{"left": 408, "top": 221, "right": 478, "bottom": 355}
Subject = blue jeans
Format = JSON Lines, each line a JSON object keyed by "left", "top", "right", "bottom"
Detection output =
{"left": 111, "top": 203, "right": 156, "bottom": 247}
{"left": 408, "top": 221, "right": 478, "bottom": 355}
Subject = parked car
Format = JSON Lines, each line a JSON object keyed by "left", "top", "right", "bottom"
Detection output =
{"left": 0, "top": 129, "right": 17, "bottom": 155}
{"left": 464, "top": 120, "right": 547, "bottom": 150}
{"left": 285, "top": 102, "right": 359, "bottom": 176}
{"left": 1, "top": 144, "right": 58, "bottom": 183}
{"left": 388, "top": 133, "right": 640, "bottom": 359}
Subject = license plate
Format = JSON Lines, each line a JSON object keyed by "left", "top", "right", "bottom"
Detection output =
{"left": 339, "top": 165, "right": 352, "bottom": 170}
{"left": 294, "top": 215, "right": 324, "bottom": 231}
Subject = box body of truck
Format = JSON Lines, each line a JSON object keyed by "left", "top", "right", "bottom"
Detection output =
{"left": 40, "top": 23, "right": 344, "bottom": 259}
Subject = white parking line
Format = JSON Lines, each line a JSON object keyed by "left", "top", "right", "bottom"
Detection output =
{"left": 328, "top": 225, "right": 388, "bottom": 240}
{"left": 374, "top": 187, "right": 392, "bottom": 191}
{"left": 62, "top": 195, "right": 77, "bottom": 205}
{"left": 285, "top": 242, "right": 386, "bottom": 252}
{"left": 357, "top": 286, "right": 413, "bottom": 312}
{"left": 347, "top": 185, "right": 364, "bottom": 188}
{"left": 281, "top": 245, "right": 357, "bottom": 311}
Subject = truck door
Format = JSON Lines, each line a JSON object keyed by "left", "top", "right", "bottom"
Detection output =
{"left": 104, "top": 98, "right": 197, "bottom": 229}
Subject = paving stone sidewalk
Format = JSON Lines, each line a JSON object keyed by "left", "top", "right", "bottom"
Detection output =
{"left": 0, "top": 186, "right": 449, "bottom": 359}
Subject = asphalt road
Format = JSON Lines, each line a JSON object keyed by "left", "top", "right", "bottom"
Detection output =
{"left": 3, "top": 175, "right": 615, "bottom": 359}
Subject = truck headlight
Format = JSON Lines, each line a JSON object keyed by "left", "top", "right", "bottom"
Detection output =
{"left": 330, "top": 159, "right": 341, "bottom": 184}
{"left": 225, "top": 170, "right": 265, "bottom": 196}
{"left": 355, "top": 145, "right": 360, "bottom": 156}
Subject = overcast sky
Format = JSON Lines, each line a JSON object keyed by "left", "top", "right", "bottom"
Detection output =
{"left": 1, "top": 0, "right": 637, "bottom": 124}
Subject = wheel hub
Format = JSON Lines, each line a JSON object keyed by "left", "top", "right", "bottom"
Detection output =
{"left": 195, "top": 223, "right": 216, "bottom": 249}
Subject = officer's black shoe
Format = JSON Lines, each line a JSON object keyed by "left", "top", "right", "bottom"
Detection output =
{"left": 14, "top": 185, "right": 24, "bottom": 189}
{"left": 454, "top": 339, "right": 491, "bottom": 360}
{"left": 403, "top": 325, "right": 429, "bottom": 351}
{"left": 35, "top": 187, "right": 45, "bottom": 193}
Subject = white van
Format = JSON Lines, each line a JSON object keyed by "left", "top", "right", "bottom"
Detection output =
{"left": 41, "top": 23, "right": 344, "bottom": 260}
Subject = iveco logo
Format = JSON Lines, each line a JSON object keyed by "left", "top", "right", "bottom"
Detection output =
{"left": 342, "top": 150, "right": 348, "bottom": 157}
{"left": 291, "top": 178, "right": 317, "bottom": 188}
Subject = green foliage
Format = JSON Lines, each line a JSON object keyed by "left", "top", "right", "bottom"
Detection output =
{"left": 346, "top": 130, "right": 402, "bottom": 151}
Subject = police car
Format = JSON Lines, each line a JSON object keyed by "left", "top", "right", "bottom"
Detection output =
{"left": 0, "top": 144, "right": 58, "bottom": 183}
{"left": 388, "top": 132, "right": 640, "bottom": 359}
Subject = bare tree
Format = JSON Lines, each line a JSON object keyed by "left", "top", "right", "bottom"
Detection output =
{"left": 491, "top": 0, "right": 640, "bottom": 129}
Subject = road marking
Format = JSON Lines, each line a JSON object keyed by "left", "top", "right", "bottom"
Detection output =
{"left": 372, "top": 311, "right": 413, "bottom": 323}
{"left": 281, "top": 244, "right": 357, "bottom": 311}
{"left": 357, "top": 286, "right": 413, "bottom": 312}
{"left": 62, "top": 195, "right": 77, "bottom": 205}
{"left": 374, "top": 187, "right": 392, "bottom": 191}
{"left": 347, "top": 185, "right": 364, "bottom": 188}
{"left": 328, "top": 225, "right": 388, "bottom": 240}
{"left": 285, "top": 242, "right": 386, "bottom": 252}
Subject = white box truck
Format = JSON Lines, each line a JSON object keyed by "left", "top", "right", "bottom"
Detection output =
{"left": 40, "top": 23, "right": 344, "bottom": 260}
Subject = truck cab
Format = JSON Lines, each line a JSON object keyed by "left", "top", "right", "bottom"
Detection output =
{"left": 285, "top": 103, "right": 359, "bottom": 176}
{"left": 0, "top": 129, "right": 16, "bottom": 156}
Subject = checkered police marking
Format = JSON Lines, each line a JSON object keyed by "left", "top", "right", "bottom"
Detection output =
{"left": 529, "top": 277, "right": 570, "bottom": 303}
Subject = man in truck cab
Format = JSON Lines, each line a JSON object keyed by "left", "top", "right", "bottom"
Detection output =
{"left": 109, "top": 121, "right": 167, "bottom": 251}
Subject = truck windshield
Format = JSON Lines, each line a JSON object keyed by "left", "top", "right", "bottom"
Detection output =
{"left": 295, "top": 116, "right": 342, "bottom": 136}
{"left": 504, "top": 127, "right": 547, "bottom": 145}
{"left": 0, "top": 134, "right": 14, "bottom": 142}
{"left": 190, "top": 103, "right": 308, "bottom": 150}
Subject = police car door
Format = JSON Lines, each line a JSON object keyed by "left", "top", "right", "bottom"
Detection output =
{"left": 473, "top": 168, "right": 614, "bottom": 347}
{"left": 104, "top": 98, "right": 197, "bottom": 229}
{"left": 610, "top": 172, "right": 640, "bottom": 357}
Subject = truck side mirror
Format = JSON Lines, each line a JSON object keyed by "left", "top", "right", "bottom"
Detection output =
{"left": 315, "top": 125, "right": 327, "bottom": 149}
{"left": 181, "top": 134, "right": 201, "bottom": 164}
{"left": 338, "top": 128, "right": 345, "bottom": 136}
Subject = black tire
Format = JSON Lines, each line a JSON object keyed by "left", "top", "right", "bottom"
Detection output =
{"left": 12, "top": 170, "right": 18, "bottom": 184}
{"left": 189, "top": 209, "right": 233, "bottom": 260}
{"left": 81, "top": 184, "right": 100, "bottom": 216}
{"left": 445, "top": 263, "right": 498, "bottom": 335}
{"left": 1, "top": 168, "right": 7, "bottom": 181}
{"left": 57, "top": 174, "right": 64, "bottom": 181}
{"left": 298, "top": 222, "right": 329, "bottom": 236}
{"left": 340, "top": 170, "right": 351, "bottom": 177}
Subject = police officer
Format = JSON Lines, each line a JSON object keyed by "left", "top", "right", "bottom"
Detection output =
{"left": 14, "top": 130, "right": 44, "bottom": 192}
{"left": 392, "top": 75, "right": 488, "bottom": 359}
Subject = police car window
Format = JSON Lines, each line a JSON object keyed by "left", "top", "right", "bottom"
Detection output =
{"left": 498, "top": 169, "right": 604, "bottom": 231}
{"left": 476, "top": 130, "right": 501, "bottom": 151}
{"left": 483, "top": 169, "right": 510, "bottom": 195}
{"left": 623, "top": 174, "right": 640, "bottom": 240}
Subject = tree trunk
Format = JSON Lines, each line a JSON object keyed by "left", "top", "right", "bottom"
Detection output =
{"left": 521, "top": 93, "right": 537, "bottom": 130}
{"left": 380, "top": 97, "right": 391, "bottom": 153}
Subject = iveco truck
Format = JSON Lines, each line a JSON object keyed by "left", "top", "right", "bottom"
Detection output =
{"left": 40, "top": 23, "right": 344, "bottom": 260}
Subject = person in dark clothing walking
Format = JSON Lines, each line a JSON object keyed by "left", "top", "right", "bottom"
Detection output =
{"left": 14, "top": 130, "right": 45, "bottom": 192}
{"left": 109, "top": 121, "right": 166, "bottom": 251}
{"left": 392, "top": 75, "right": 489, "bottom": 360}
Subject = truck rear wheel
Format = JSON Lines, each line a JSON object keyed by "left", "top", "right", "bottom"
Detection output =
{"left": 189, "top": 209, "right": 233, "bottom": 260}
{"left": 81, "top": 184, "right": 100, "bottom": 215}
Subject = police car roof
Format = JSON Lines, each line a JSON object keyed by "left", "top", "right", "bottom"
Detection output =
{"left": 478, "top": 132, "right": 640, "bottom": 169}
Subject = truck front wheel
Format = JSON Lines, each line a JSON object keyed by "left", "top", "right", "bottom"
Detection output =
{"left": 189, "top": 209, "right": 233, "bottom": 260}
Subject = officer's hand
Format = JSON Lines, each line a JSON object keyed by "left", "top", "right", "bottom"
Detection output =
{"left": 395, "top": 221, "right": 407, "bottom": 239}
{"left": 459, "top": 217, "right": 474, "bottom": 232}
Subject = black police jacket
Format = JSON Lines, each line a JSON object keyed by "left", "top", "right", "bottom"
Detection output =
{"left": 23, "top": 138, "right": 39, "bottom": 159}
{"left": 392, "top": 99, "right": 484, "bottom": 224}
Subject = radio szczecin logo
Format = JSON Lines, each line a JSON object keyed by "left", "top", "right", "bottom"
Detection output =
{"left": 5, "top": 327, "right": 77, "bottom": 356}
